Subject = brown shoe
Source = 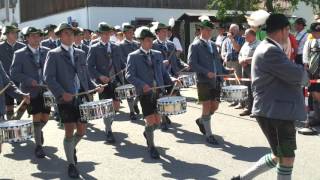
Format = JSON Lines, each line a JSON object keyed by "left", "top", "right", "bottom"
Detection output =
{"left": 239, "top": 110, "right": 251, "bottom": 116}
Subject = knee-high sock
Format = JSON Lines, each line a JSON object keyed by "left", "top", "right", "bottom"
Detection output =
{"left": 63, "top": 137, "right": 75, "bottom": 165}
{"left": 240, "top": 153, "right": 277, "bottom": 180}
{"left": 127, "top": 98, "right": 135, "bottom": 113}
{"left": 33, "top": 122, "right": 42, "bottom": 146}
{"left": 104, "top": 116, "right": 113, "bottom": 133}
{"left": 201, "top": 115, "right": 212, "bottom": 137}
{"left": 277, "top": 165, "right": 293, "bottom": 180}
{"left": 144, "top": 125, "right": 156, "bottom": 147}
{"left": 40, "top": 121, "right": 47, "bottom": 130}
{"left": 72, "top": 133, "right": 82, "bottom": 147}
{"left": 161, "top": 116, "right": 167, "bottom": 123}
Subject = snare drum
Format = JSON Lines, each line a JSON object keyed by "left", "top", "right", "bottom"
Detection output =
{"left": 221, "top": 85, "right": 248, "bottom": 102}
{"left": 115, "top": 84, "right": 136, "bottom": 99}
{"left": 79, "top": 99, "right": 114, "bottom": 122}
{"left": 157, "top": 96, "right": 187, "bottom": 115}
{"left": 0, "top": 120, "right": 34, "bottom": 143}
{"left": 179, "top": 72, "right": 197, "bottom": 88}
{"left": 43, "top": 91, "right": 55, "bottom": 107}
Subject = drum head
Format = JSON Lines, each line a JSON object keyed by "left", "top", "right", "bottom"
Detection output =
{"left": 0, "top": 120, "right": 32, "bottom": 128}
{"left": 222, "top": 85, "right": 248, "bottom": 91}
{"left": 157, "top": 96, "right": 186, "bottom": 104}
{"left": 43, "top": 91, "right": 53, "bottom": 96}
{"left": 116, "top": 84, "right": 135, "bottom": 90}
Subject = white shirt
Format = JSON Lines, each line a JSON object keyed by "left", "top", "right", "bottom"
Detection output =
{"left": 267, "top": 37, "right": 283, "bottom": 50}
{"left": 295, "top": 30, "right": 308, "bottom": 55}
{"left": 238, "top": 40, "right": 260, "bottom": 64}
{"left": 172, "top": 37, "right": 183, "bottom": 52}
{"left": 100, "top": 41, "right": 111, "bottom": 52}
{"left": 140, "top": 47, "right": 151, "bottom": 54}
{"left": 27, "top": 45, "right": 39, "bottom": 54}
{"left": 303, "top": 38, "right": 320, "bottom": 64}
{"left": 61, "top": 43, "right": 74, "bottom": 55}
{"left": 215, "top": 34, "right": 226, "bottom": 53}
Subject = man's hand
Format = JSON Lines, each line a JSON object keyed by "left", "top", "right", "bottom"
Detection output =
{"left": 62, "top": 93, "right": 73, "bottom": 102}
{"left": 143, "top": 84, "right": 152, "bottom": 93}
{"left": 23, "top": 94, "right": 30, "bottom": 104}
{"left": 96, "top": 85, "right": 104, "bottom": 93}
{"left": 99, "top": 76, "right": 110, "bottom": 84}
{"left": 207, "top": 72, "right": 216, "bottom": 79}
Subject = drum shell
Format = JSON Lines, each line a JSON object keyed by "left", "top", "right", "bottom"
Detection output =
{"left": 157, "top": 96, "right": 187, "bottom": 115}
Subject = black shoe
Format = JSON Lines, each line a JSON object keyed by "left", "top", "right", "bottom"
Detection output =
{"left": 206, "top": 135, "right": 219, "bottom": 145}
{"left": 68, "top": 164, "right": 80, "bottom": 179}
{"left": 149, "top": 146, "right": 160, "bottom": 159}
{"left": 231, "top": 175, "right": 240, "bottom": 180}
{"left": 166, "top": 116, "right": 172, "bottom": 124}
{"left": 74, "top": 149, "right": 77, "bottom": 165}
{"left": 130, "top": 112, "right": 137, "bottom": 121}
{"left": 106, "top": 131, "right": 116, "bottom": 144}
{"left": 143, "top": 132, "right": 149, "bottom": 147}
{"left": 133, "top": 105, "right": 140, "bottom": 115}
{"left": 41, "top": 131, "right": 44, "bottom": 145}
{"left": 160, "top": 122, "right": 169, "bottom": 131}
{"left": 35, "top": 145, "right": 46, "bottom": 158}
{"left": 196, "top": 119, "right": 206, "bottom": 135}
{"left": 229, "top": 102, "right": 238, "bottom": 107}
{"left": 239, "top": 110, "right": 251, "bottom": 116}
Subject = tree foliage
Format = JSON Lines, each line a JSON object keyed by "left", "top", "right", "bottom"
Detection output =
{"left": 208, "top": 0, "right": 319, "bottom": 21}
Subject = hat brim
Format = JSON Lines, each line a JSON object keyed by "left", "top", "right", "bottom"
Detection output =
{"left": 55, "top": 27, "right": 77, "bottom": 35}
{"left": 5, "top": 29, "right": 20, "bottom": 34}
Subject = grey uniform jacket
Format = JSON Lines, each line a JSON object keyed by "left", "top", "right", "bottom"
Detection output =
{"left": 119, "top": 40, "right": 140, "bottom": 66}
{"left": 0, "top": 62, "right": 25, "bottom": 115}
{"left": 126, "top": 49, "right": 173, "bottom": 96}
{"left": 251, "top": 39, "right": 307, "bottom": 121}
{"left": 10, "top": 46, "right": 49, "bottom": 98}
{"left": 74, "top": 44, "right": 89, "bottom": 57}
{"left": 87, "top": 41, "right": 122, "bottom": 82}
{"left": 40, "top": 39, "right": 60, "bottom": 50}
{"left": 0, "top": 41, "right": 25, "bottom": 75}
{"left": 188, "top": 39, "right": 229, "bottom": 88}
{"left": 43, "top": 46, "right": 97, "bottom": 104}
{"left": 152, "top": 40, "right": 186, "bottom": 77}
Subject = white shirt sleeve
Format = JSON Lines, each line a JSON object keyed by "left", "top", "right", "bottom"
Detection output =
{"left": 303, "top": 39, "right": 310, "bottom": 64}
{"left": 172, "top": 37, "right": 183, "bottom": 52}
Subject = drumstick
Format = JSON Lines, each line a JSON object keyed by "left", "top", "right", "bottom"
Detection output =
{"left": 151, "top": 85, "right": 172, "bottom": 90}
{"left": 177, "top": 66, "right": 189, "bottom": 75}
{"left": 216, "top": 74, "right": 234, "bottom": 77}
{"left": 98, "top": 69, "right": 126, "bottom": 88}
{"left": 0, "top": 82, "right": 12, "bottom": 95}
{"left": 13, "top": 98, "right": 27, "bottom": 117}
{"left": 72, "top": 88, "right": 97, "bottom": 97}
{"left": 233, "top": 71, "right": 241, "bottom": 85}
{"left": 169, "top": 82, "right": 178, "bottom": 96}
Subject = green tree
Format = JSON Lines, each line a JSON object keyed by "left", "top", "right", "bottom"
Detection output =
{"left": 208, "top": 0, "right": 319, "bottom": 20}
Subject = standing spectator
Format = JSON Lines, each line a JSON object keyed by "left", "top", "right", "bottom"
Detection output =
{"left": 221, "top": 24, "right": 245, "bottom": 107}
{"left": 238, "top": 29, "right": 260, "bottom": 116}
{"left": 294, "top": 18, "right": 308, "bottom": 65}
{"left": 215, "top": 24, "right": 227, "bottom": 55}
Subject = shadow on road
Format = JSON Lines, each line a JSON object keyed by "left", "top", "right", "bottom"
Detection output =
{"left": 112, "top": 132, "right": 220, "bottom": 179}
{"left": 3, "top": 140, "right": 98, "bottom": 179}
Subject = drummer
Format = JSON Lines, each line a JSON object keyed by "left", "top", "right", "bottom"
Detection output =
{"left": 126, "top": 27, "right": 179, "bottom": 159}
{"left": 10, "top": 27, "right": 51, "bottom": 158}
{"left": 43, "top": 23, "right": 103, "bottom": 178}
{"left": 119, "top": 23, "right": 140, "bottom": 120}
{"left": 188, "top": 18, "right": 233, "bottom": 145}
{"left": 87, "top": 22, "right": 123, "bottom": 144}
{"left": 0, "top": 61, "right": 30, "bottom": 153}
{"left": 152, "top": 22, "right": 189, "bottom": 131}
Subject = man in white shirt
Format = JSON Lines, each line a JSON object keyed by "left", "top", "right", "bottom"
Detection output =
{"left": 294, "top": 18, "right": 308, "bottom": 65}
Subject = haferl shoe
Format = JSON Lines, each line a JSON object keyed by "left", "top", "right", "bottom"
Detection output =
{"left": 239, "top": 110, "right": 251, "bottom": 116}
{"left": 133, "top": 105, "right": 140, "bottom": 115}
{"left": 106, "top": 131, "right": 116, "bottom": 144}
{"left": 196, "top": 119, "right": 206, "bottom": 135}
{"left": 149, "top": 146, "right": 160, "bottom": 159}
{"left": 35, "top": 145, "right": 46, "bottom": 158}
{"left": 129, "top": 112, "right": 137, "bottom": 121}
{"left": 68, "top": 164, "right": 80, "bottom": 179}
{"left": 206, "top": 135, "right": 219, "bottom": 145}
{"left": 229, "top": 102, "right": 238, "bottom": 107}
{"left": 235, "top": 104, "right": 245, "bottom": 109}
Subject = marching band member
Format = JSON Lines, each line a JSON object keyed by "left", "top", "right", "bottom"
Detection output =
{"left": 11, "top": 27, "right": 51, "bottom": 158}
{"left": 44, "top": 23, "right": 103, "bottom": 178}
{"left": 87, "top": 22, "right": 122, "bottom": 144}
{"left": 119, "top": 23, "right": 141, "bottom": 120}
{"left": 126, "top": 26, "right": 178, "bottom": 159}
{"left": 188, "top": 17, "right": 233, "bottom": 145}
